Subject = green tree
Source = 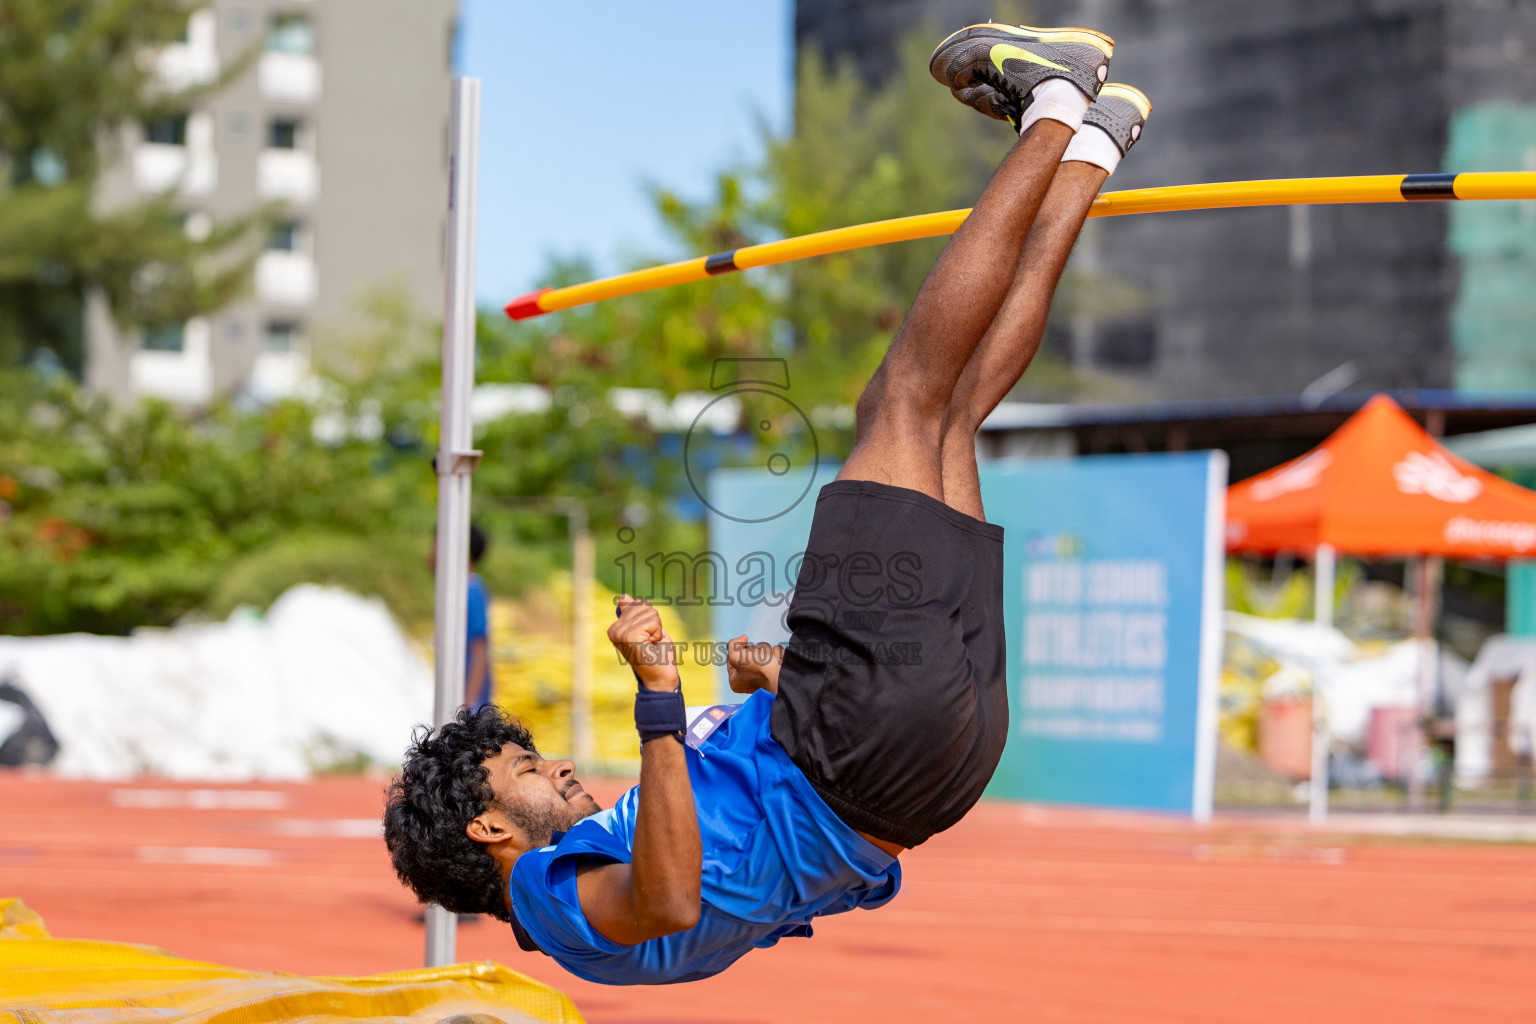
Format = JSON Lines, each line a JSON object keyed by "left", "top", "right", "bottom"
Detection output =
{"left": 0, "top": 0, "right": 258, "bottom": 374}
{"left": 0, "top": 367, "right": 428, "bottom": 635}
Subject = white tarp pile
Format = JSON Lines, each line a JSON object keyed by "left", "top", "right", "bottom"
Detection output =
{"left": 0, "top": 585, "right": 432, "bottom": 779}
{"left": 1226, "top": 611, "right": 1468, "bottom": 747}
{"left": 1456, "top": 635, "right": 1536, "bottom": 782}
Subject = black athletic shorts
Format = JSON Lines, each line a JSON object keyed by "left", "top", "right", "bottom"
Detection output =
{"left": 769, "top": 479, "right": 1008, "bottom": 848}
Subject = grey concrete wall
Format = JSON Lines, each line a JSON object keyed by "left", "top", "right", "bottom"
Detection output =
{"left": 793, "top": 0, "right": 1536, "bottom": 401}
{"left": 310, "top": 0, "right": 454, "bottom": 334}
{"left": 1037, "top": 0, "right": 1457, "bottom": 400}
{"left": 795, "top": 0, "right": 996, "bottom": 81}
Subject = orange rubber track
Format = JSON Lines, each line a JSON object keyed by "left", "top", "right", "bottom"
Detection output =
{"left": 5, "top": 775, "right": 1535, "bottom": 1022}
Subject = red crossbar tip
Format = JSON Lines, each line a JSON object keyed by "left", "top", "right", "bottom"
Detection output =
{"left": 504, "top": 287, "right": 552, "bottom": 320}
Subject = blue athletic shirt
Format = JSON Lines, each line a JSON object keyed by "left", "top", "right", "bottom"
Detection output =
{"left": 507, "top": 690, "right": 901, "bottom": 985}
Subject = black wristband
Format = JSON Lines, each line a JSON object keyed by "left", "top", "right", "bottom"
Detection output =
{"left": 634, "top": 686, "right": 685, "bottom": 745}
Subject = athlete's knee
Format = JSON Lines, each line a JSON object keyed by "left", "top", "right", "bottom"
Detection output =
{"left": 855, "top": 383, "right": 945, "bottom": 448}
{"left": 939, "top": 402, "right": 981, "bottom": 447}
{"left": 853, "top": 369, "right": 891, "bottom": 441}
{"left": 853, "top": 371, "right": 890, "bottom": 438}
{"left": 859, "top": 365, "right": 949, "bottom": 429}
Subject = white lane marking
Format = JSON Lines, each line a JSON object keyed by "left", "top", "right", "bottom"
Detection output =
{"left": 112, "top": 789, "right": 290, "bottom": 811}
{"left": 137, "top": 846, "right": 280, "bottom": 867}
{"left": 270, "top": 818, "right": 382, "bottom": 839}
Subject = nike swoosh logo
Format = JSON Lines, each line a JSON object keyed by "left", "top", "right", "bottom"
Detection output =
{"left": 990, "top": 43, "right": 1070, "bottom": 75}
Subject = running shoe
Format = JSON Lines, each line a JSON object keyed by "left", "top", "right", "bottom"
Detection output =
{"left": 946, "top": 82, "right": 1019, "bottom": 124}
{"left": 1084, "top": 83, "right": 1152, "bottom": 154}
{"left": 929, "top": 23, "right": 1114, "bottom": 126}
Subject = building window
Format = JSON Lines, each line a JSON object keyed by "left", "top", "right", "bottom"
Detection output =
{"left": 267, "top": 14, "right": 315, "bottom": 55}
{"left": 268, "top": 118, "right": 301, "bottom": 150}
{"left": 1096, "top": 322, "right": 1158, "bottom": 369}
{"left": 145, "top": 114, "right": 188, "bottom": 146}
{"left": 266, "top": 220, "right": 301, "bottom": 252}
{"left": 263, "top": 320, "right": 301, "bottom": 353}
{"left": 142, "top": 323, "right": 185, "bottom": 352}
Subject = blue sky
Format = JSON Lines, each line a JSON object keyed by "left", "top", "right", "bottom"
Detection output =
{"left": 458, "top": 1, "right": 795, "bottom": 306}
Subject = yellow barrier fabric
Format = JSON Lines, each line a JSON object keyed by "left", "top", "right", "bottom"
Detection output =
{"left": 0, "top": 899, "right": 584, "bottom": 1024}
{"left": 502, "top": 171, "right": 1536, "bottom": 320}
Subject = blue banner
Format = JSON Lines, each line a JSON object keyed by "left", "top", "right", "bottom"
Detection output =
{"left": 707, "top": 452, "right": 1226, "bottom": 817}
{"left": 980, "top": 453, "right": 1226, "bottom": 816}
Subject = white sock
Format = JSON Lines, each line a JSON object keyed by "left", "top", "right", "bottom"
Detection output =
{"left": 1061, "top": 123, "right": 1121, "bottom": 175}
{"left": 1017, "top": 78, "right": 1090, "bottom": 136}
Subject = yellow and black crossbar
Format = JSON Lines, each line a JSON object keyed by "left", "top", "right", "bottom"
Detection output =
{"left": 504, "top": 172, "right": 1536, "bottom": 320}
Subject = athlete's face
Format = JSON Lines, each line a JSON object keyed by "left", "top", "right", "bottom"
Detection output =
{"left": 480, "top": 742, "right": 601, "bottom": 849}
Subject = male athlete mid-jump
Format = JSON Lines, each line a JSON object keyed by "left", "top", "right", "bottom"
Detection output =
{"left": 385, "top": 23, "right": 1151, "bottom": 985}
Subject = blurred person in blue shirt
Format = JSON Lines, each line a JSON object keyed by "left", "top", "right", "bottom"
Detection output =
{"left": 429, "top": 523, "right": 494, "bottom": 711}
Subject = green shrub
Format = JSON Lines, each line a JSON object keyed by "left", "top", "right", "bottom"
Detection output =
{"left": 206, "top": 532, "right": 433, "bottom": 626}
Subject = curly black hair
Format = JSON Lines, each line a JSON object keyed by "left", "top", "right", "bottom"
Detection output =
{"left": 383, "top": 704, "right": 536, "bottom": 922}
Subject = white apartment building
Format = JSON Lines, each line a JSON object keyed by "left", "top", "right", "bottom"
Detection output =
{"left": 86, "top": 0, "right": 456, "bottom": 405}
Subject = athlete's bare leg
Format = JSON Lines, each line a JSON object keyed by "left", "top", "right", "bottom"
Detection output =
{"left": 836, "top": 119, "right": 1075, "bottom": 499}
{"left": 938, "top": 161, "right": 1109, "bottom": 520}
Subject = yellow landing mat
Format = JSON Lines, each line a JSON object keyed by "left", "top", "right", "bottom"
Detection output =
{"left": 0, "top": 899, "right": 583, "bottom": 1024}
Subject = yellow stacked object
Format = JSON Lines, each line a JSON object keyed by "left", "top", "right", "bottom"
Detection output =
{"left": 488, "top": 577, "right": 697, "bottom": 771}
{"left": 1220, "top": 632, "right": 1282, "bottom": 753}
{"left": 0, "top": 898, "right": 583, "bottom": 1024}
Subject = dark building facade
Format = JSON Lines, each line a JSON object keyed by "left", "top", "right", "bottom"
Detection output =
{"left": 795, "top": 0, "right": 1536, "bottom": 401}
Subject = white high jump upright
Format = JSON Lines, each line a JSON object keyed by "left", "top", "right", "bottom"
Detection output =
{"left": 426, "top": 76, "right": 483, "bottom": 969}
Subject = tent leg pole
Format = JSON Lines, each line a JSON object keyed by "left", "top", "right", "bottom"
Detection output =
{"left": 1311, "top": 544, "right": 1335, "bottom": 825}
{"left": 1408, "top": 556, "right": 1441, "bottom": 812}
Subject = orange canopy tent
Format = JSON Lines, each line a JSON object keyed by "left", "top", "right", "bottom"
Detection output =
{"left": 1224, "top": 394, "right": 1536, "bottom": 821}
{"left": 1227, "top": 394, "right": 1536, "bottom": 559}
